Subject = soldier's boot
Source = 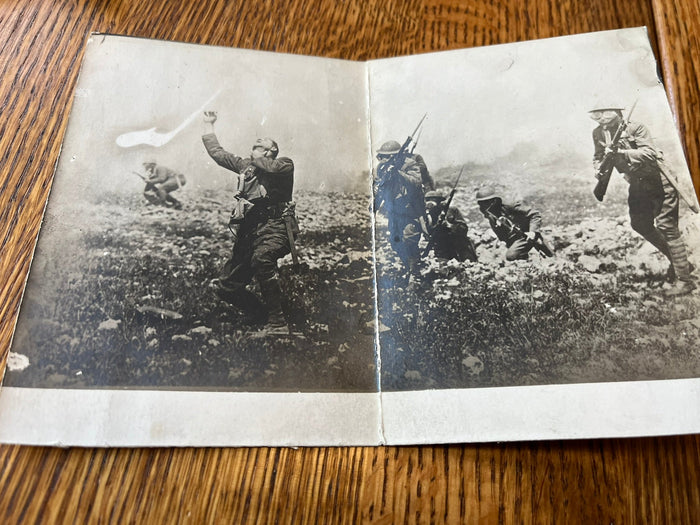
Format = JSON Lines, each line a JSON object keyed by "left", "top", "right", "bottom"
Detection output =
{"left": 164, "top": 193, "right": 182, "bottom": 209}
{"left": 405, "top": 259, "right": 421, "bottom": 290}
{"left": 258, "top": 276, "right": 289, "bottom": 335}
{"left": 665, "top": 280, "right": 696, "bottom": 297}
{"left": 144, "top": 191, "right": 161, "bottom": 206}
{"left": 213, "top": 281, "right": 267, "bottom": 324}
{"left": 667, "top": 262, "right": 695, "bottom": 282}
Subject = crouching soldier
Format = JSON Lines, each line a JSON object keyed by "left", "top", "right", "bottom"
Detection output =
{"left": 424, "top": 190, "right": 477, "bottom": 262}
{"left": 142, "top": 160, "right": 186, "bottom": 209}
{"left": 476, "top": 187, "right": 552, "bottom": 261}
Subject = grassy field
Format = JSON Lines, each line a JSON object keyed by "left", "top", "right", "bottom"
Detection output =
{"left": 6, "top": 160, "right": 700, "bottom": 393}
{"left": 378, "top": 163, "right": 700, "bottom": 390}
{"left": 6, "top": 189, "right": 378, "bottom": 392}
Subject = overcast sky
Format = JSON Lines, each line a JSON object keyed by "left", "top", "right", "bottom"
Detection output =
{"left": 368, "top": 27, "right": 689, "bottom": 175}
{"left": 54, "top": 35, "right": 370, "bottom": 200}
{"left": 50, "top": 28, "right": 691, "bottom": 206}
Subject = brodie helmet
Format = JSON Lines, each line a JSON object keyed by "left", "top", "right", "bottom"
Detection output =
{"left": 425, "top": 190, "right": 446, "bottom": 201}
{"left": 377, "top": 140, "right": 402, "bottom": 156}
{"left": 588, "top": 103, "right": 625, "bottom": 113}
{"left": 475, "top": 186, "right": 501, "bottom": 202}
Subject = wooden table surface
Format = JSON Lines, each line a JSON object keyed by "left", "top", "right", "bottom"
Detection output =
{"left": 1, "top": 0, "right": 699, "bottom": 522}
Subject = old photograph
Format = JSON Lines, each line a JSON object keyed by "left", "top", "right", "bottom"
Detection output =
{"left": 2, "top": 28, "right": 700, "bottom": 446}
{"left": 369, "top": 28, "right": 700, "bottom": 392}
{"left": 3, "top": 35, "right": 378, "bottom": 394}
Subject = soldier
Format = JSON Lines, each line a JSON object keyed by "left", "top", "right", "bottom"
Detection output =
{"left": 424, "top": 190, "right": 477, "bottom": 262}
{"left": 374, "top": 140, "right": 426, "bottom": 280}
{"left": 142, "top": 160, "right": 186, "bottom": 209}
{"left": 476, "top": 187, "right": 543, "bottom": 261}
{"left": 202, "top": 111, "right": 298, "bottom": 333}
{"left": 589, "top": 104, "right": 695, "bottom": 296}
{"left": 412, "top": 152, "right": 435, "bottom": 193}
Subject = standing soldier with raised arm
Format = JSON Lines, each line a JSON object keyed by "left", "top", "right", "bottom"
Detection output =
{"left": 202, "top": 111, "right": 298, "bottom": 333}
{"left": 589, "top": 103, "right": 695, "bottom": 296}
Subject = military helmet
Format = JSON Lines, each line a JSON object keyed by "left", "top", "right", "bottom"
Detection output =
{"left": 475, "top": 186, "right": 501, "bottom": 202}
{"left": 377, "top": 140, "right": 402, "bottom": 155}
{"left": 588, "top": 103, "right": 624, "bottom": 113}
{"left": 254, "top": 137, "right": 279, "bottom": 158}
{"left": 425, "top": 190, "right": 445, "bottom": 201}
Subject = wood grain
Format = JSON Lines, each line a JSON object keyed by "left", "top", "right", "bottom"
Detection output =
{"left": 652, "top": 0, "right": 700, "bottom": 196}
{"left": 0, "top": 0, "right": 698, "bottom": 522}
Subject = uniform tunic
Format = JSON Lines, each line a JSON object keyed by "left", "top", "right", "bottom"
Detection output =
{"left": 592, "top": 120, "right": 691, "bottom": 281}
{"left": 145, "top": 164, "right": 185, "bottom": 206}
{"left": 484, "top": 200, "right": 542, "bottom": 261}
{"left": 427, "top": 204, "right": 477, "bottom": 262}
{"left": 375, "top": 156, "right": 425, "bottom": 269}
{"left": 202, "top": 133, "right": 296, "bottom": 290}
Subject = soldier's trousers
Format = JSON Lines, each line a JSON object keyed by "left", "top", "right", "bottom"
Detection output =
{"left": 505, "top": 237, "right": 536, "bottom": 261}
{"left": 218, "top": 215, "right": 291, "bottom": 315}
{"left": 388, "top": 214, "right": 421, "bottom": 273}
{"left": 628, "top": 174, "right": 692, "bottom": 281}
{"left": 156, "top": 180, "right": 180, "bottom": 204}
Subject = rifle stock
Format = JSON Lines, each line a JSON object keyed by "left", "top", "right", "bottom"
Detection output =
{"left": 593, "top": 162, "right": 614, "bottom": 202}
{"left": 483, "top": 207, "right": 554, "bottom": 258}
{"left": 592, "top": 101, "right": 637, "bottom": 202}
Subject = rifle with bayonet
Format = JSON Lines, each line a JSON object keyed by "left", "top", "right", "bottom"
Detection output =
{"left": 410, "top": 127, "right": 423, "bottom": 154}
{"left": 593, "top": 101, "right": 637, "bottom": 202}
{"left": 375, "top": 113, "right": 427, "bottom": 192}
{"left": 422, "top": 166, "right": 464, "bottom": 257}
{"left": 374, "top": 115, "right": 427, "bottom": 215}
{"left": 483, "top": 203, "right": 554, "bottom": 257}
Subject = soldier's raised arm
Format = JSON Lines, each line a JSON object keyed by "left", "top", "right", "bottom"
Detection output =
{"left": 201, "top": 111, "right": 247, "bottom": 173}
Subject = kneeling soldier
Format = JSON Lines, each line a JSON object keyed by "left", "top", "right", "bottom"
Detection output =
{"left": 425, "top": 190, "right": 477, "bottom": 262}
{"left": 476, "top": 187, "right": 548, "bottom": 261}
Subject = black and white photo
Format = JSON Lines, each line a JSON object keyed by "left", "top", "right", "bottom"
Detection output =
{"left": 1, "top": 28, "right": 699, "bottom": 446}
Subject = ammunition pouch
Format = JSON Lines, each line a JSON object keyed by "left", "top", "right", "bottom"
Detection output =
{"left": 228, "top": 197, "right": 255, "bottom": 228}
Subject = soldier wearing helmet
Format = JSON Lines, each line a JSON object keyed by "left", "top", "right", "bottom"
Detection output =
{"left": 374, "top": 139, "right": 426, "bottom": 280}
{"left": 588, "top": 102, "right": 695, "bottom": 296}
{"left": 141, "top": 159, "right": 186, "bottom": 209}
{"left": 424, "top": 190, "right": 477, "bottom": 262}
{"left": 201, "top": 110, "right": 298, "bottom": 333}
{"left": 476, "top": 187, "right": 542, "bottom": 261}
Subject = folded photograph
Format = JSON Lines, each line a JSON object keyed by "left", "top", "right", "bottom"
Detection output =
{"left": 1, "top": 28, "right": 698, "bottom": 446}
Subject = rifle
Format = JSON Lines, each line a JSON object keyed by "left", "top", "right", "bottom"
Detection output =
{"left": 657, "top": 158, "right": 700, "bottom": 214}
{"left": 410, "top": 127, "right": 423, "bottom": 154}
{"left": 593, "top": 101, "right": 637, "bottom": 202}
{"left": 422, "top": 166, "right": 464, "bottom": 257}
{"left": 483, "top": 203, "right": 554, "bottom": 257}
{"left": 376, "top": 113, "right": 427, "bottom": 185}
{"left": 133, "top": 171, "right": 158, "bottom": 194}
